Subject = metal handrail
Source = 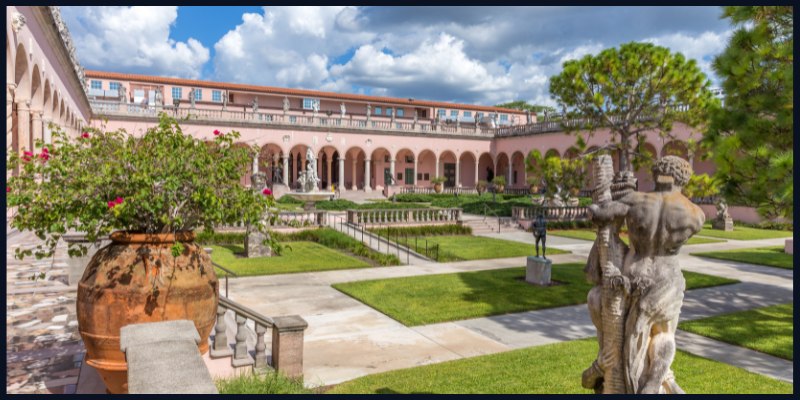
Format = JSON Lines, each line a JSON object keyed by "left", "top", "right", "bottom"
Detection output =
{"left": 482, "top": 202, "right": 501, "bottom": 232}
{"left": 212, "top": 260, "right": 237, "bottom": 297}
{"left": 219, "top": 296, "right": 275, "bottom": 329}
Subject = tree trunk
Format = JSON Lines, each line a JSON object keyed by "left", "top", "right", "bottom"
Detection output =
{"left": 619, "top": 133, "right": 631, "bottom": 173}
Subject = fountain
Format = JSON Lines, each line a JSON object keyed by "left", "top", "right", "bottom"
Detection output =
{"left": 285, "top": 147, "right": 334, "bottom": 210}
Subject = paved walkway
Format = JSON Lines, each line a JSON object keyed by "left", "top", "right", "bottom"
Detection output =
{"left": 225, "top": 236, "right": 793, "bottom": 387}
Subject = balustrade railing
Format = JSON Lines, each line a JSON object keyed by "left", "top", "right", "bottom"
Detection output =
{"left": 216, "top": 211, "right": 327, "bottom": 231}
{"left": 346, "top": 208, "right": 462, "bottom": 226}
{"left": 511, "top": 205, "right": 589, "bottom": 222}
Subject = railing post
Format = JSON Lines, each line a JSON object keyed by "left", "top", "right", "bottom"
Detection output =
{"left": 232, "top": 314, "right": 254, "bottom": 367}
{"left": 210, "top": 305, "right": 233, "bottom": 358}
{"left": 272, "top": 316, "right": 308, "bottom": 380}
{"left": 254, "top": 323, "right": 269, "bottom": 371}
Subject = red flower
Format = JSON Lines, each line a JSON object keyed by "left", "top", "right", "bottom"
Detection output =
{"left": 6, "top": 186, "right": 10, "bottom": 193}
{"left": 81, "top": 132, "right": 90, "bottom": 139}
{"left": 38, "top": 148, "right": 50, "bottom": 161}
{"left": 213, "top": 129, "right": 221, "bottom": 136}
{"left": 262, "top": 187, "right": 272, "bottom": 196}
{"left": 107, "top": 201, "right": 116, "bottom": 209}
{"left": 115, "top": 197, "right": 124, "bottom": 204}
{"left": 22, "top": 151, "right": 33, "bottom": 162}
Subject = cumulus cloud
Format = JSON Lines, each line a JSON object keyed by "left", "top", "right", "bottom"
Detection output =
{"left": 60, "top": 6, "right": 209, "bottom": 78}
{"left": 645, "top": 30, "right": 732, "bottom": 83}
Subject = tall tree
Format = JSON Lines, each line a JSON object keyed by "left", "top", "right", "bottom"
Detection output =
{"left": 549, "top": 42, "right": 717, "bottom": 174}
{"left": 704, "top": 6, "right": 793, "bottom": 220}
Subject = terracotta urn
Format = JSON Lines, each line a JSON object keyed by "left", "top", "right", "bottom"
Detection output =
{"left": 434, "top": 183, "right": 444, "bottom": 193}
{"left": 76, "top": 231, "right": 219, "bottom": 394}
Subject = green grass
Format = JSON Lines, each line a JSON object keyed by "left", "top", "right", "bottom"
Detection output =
{"left": 696, "top": 224, "right": 793, "bottom": 240}
{"left": 273, "top": 228, "right": 400, "bottom": 266}
{"left": 692, "top": 246, "right": 793, "bottom": 270}
{"left": 327, "top": 338, "right": 791, "bottom": 394}
{"left": 394, "top": 235, "right": 567, "bottom": 262}
{"left": 680, "top": 303, "right": 794, "bottom": 360}
{"left": 217, "top": 371, "right": 312, "bottom": 394}
{"left": 549, "top": 229, "right": 725, "bottom": 245}
{"left": 210, "top": 241, "right": 372, "bottom": 276}
{"left": 333, "top": 264, "right": 738, "bottom": 326}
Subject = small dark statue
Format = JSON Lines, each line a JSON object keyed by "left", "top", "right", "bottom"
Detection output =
{"left": 532, "top": 213, "right": 547, "bottom": 258}
{"left": 384, "top": 169, "right": 395, "bottom": 186}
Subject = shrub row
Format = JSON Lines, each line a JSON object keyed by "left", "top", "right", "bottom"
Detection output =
{"left": 273, "top": 228, "right": 400, "bottom": 266}
{"left": 735, "top": 221, "right": 793, "bottom": 231}
{"left": 367, "top": 224, "right": 472, "bottom": 237}
{"left": 196, "top": 231, "right": 246, "bottom": 245}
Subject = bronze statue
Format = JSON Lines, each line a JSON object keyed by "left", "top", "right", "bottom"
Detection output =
{"left": 532, "top": 213, "right": 547, "bottom": 258}
{"left": 384, "top": 169, "right": 395, "bottom": 186}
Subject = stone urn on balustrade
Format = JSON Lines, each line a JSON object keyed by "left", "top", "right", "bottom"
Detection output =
{"left": 77, "top": 231, "right": 219, "bottom": 393}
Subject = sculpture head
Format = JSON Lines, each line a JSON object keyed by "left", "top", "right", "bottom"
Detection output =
{"left": 652, "top": 156, "right": 692, "bottom": 192}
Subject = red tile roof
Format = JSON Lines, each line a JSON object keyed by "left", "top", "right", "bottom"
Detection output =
{"left": 85, "top": 70, "right": 529, "bottom": 115}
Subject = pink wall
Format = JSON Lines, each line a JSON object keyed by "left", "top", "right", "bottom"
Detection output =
{"left": 698, "top": 204, "right": 764, "bottom": 224}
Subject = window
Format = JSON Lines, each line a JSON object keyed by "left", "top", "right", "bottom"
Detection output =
{"left": 396, "top": 108, "right": 404, "bottom": 117}
{"left": 438, "top": 109, "right": 446, "bottom": 119}
{"left": 212, "top": 90, "right": 222, "bottom": 102}
{"left": 172, "top": 87, "right": 182, "bottom": 100}
{"left": 476, "top": 112, "right": 483, "bottom": 121}
{"left": 91, "top": 80, "right": 102, "bottom": 90}
{"left": 500, "top": 114, "right": 509, "bottom": 121}
{"left": 302, "top": 98, "right": 317, "bottom": 110}
{"left": 109, "top": 82, "right": 120, "bottom": 91}
{"left": 450, "top": 110, "right": 459, "bottom": 118}
{"left": 463, "top": 111, "right": 472, "bottom": 118}
{"left": 386, "top": 107, "right": 393, "bottom": 116}
{"left": 375, "top": 106, "right": 382, "bottom": 115}
{"left": 194, "top": 89, "right": 202, "bottom": 101}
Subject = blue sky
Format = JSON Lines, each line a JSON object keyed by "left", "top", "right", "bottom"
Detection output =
{"left": 61, "top": 6, "right": 734, "bottom": 106}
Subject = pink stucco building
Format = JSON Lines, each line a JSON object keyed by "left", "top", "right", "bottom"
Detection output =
{"left": 7, "top": 6, "right": 716, "bottom": 207}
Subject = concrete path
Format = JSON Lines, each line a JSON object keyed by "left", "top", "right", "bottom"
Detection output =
{"left": 226, "top": 236, "right": 793, "bottom": 386}
{"left": 324, "top": 215, "right": 431, "bottom": 266}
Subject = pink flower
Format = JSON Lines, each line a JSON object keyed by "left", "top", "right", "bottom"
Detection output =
{"left": 107, "top": 201, "right": 116, "bottom": 209}
{"left": 22, "top": 151, "right": 33, "bottom": 162}
{"left": 115, "top": 197, "right": 124, "bottom": 204}
{"left": 6, "top": 186, "right": 10, "bottom": 193}
{"left": 262, "top": 187, "right": 272, "bottom": 196}
{"left": 38, "top": 148, "right": 50, "bottom": 161}
{"left": 81, "top": 132, "right": 90, "bottom": 139}
{"left": 213, "top": 129, "right": 221, "bottom": 136}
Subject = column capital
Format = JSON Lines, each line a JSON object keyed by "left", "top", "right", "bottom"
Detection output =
{"left": 30, "top": 109, "right": 42, "bottom": 118}
{"left": 365, "top": 158, "right": 371, "bottom": 162}
{"left": 16, "top": 99, "right": 30, "bottom": 110}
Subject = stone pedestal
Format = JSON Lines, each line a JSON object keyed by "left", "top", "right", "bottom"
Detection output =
{"left": 272, "top": 315, "right": 308, "bottom": 380}
{"left": 711, "top": 217, "right": 733, "bottom": 231}
{"left": 785, "top": 238, "right": 793, "bottom": 255}
{"left": 245, "top": 231, "right": 271, "bottom": 258}
{"left": 526, "top": 256, "right": 552, "bottom": 286}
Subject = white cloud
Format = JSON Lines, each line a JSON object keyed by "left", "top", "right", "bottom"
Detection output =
{"left": 645, "top": 30, "right": 732, "bottom": 83}
{"left": 61, "top": 6, "right": 209, "bottom": 78}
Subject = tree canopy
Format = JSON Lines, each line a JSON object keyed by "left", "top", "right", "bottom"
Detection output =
{"left": 549, "top": 42, "right": 718, "bottom": 174}
{"left": 704, "top": 6, "right": 793, "bottom": 221}
{"left": 495, "top": 101, "right": 556, "bottom": 115}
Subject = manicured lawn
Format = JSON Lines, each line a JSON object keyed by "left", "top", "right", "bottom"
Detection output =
{"left": 692, "top": 246, "right": 793, "bottom": 270}
{"left": 680, "top": 303, "right": 794, "bottom": 361}
{"left": 333, "top": 264, "right": 738, "bottom": 326}
{"left": 209, "top": 242, "right": 371, "bottom": 276}
{"left": 327, "top": 338, "right": 792, "bottom": 394}
{"left": 394, "top": 234, "right": 567, "bottom": 262}
{"left": 217, "top": 371, "right": 311, "bottom": 394}
{"left": 549, "top": 229, "right": 725, "bottom": 245}
{"left": 696, "top": 224, "right": 793, "bottom": 241}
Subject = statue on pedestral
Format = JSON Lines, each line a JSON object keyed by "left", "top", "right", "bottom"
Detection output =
{"left": 252, "top": 97, "right": 259, "bottom": 113}
{"left": 582, "top": 155, "right": 705, "bottom": 394}
{"left": 384, "top": 168, "right": 395, "bottom": 186}
{"left": 302, "top": 148, "right": 321, "bottom": 192}
{"left": 532, "top": 213, "right": 547, "bottom": 258}
{"left": 340, "top": 102, "right": 346, "bottom": 118}
{"left": 283, "top": 96, "right": 290, "bottom": 114}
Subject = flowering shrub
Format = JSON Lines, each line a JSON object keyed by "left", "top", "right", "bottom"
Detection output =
{"left": 7, "top": 113, "right": 278, "bottom": 259}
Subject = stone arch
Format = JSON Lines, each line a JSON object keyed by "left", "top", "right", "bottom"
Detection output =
{"left": 257, "top": 143, "right": 284, "bottom": 185}
{"left": 458, "top": 151, "right": 477, "bottom": 188}
{"left": 370, "top": 147, "right": 392, "bottom": 190}
{"left": 564, "top": 146, "right": 580, "bottom": 160}
{"left": 11, "top": 42, "right": 30, "bottom": 156}
{"left": 478, "top": 152, "right": 494, "bottom": 183}
{"left": 345, "top": 146, "right": 367, "bottom": 190}
{"left": 634, "top": 141, "right": 659, "bottom": 192}
{"left": 14, "top": 43, "right": 30, "bottom": 101}
{"left": 395, "top": 148, "right": 416, "bottom": 186}
{"left": 30, "top": 65, "right": 42, "bottom": 111}
{"left": 438, "top": 150, "right": 458, "bottom": 187}
{"left": 661, "top": 140, "right": 689, "bottom": 160}
{"left": 495, "top": 152, "right": 510, "bottom": 184}
{"left": 544, "top": 148, "right": 560, "bottom": 159}
{"left": 417, "top": 149, "right": 437, "bottom": 186}
{"left": 511, "top": 151, "right": 526, "bottom": 187}
{"left": 317, "top": 144, "right": 340, "bottom": 189}
{"left": 692, "top": 148, "right": 715, "bottom": 176}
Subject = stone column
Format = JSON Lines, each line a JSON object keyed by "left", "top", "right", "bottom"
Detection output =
{"left": 508, "top": 158, "right": 513, "bottom": 187}
{"left": 16, "top": 100, "right": 31, "bottom": 153}
{"left": 338, "top": 158, "right": 345, "bottom": 191}
{"left": 389, "top": 159, "right": 396, "bottom": 186}
{"left": 326, "top": 156, "right": 332, "bottom": 189}
{"left": 282, "top": 156, "right": 289, "bottom": 186}
{"left": 252, "top": 153, "right": 259, "bottom": 175}
{"left": 7, "top": 84, "right": 15, "bottom": 150}
{"left": 455, "top": 160, "right": 461, "bottom": 187}
{"left": 434, "top": 154, "right": 440, "bottom": 179}
{"left": 474, "top": 160, "right": 479, "bottom": 186}
{"left": 364, "top": 158, "right": 371, "bottom": 192}
{"left": 351, "top": 159, "right": 358, "bottom": 190}
{"left": 43, "top": 119, "right": 52, "bottom": 145}
{"left": 31, "top": 110, "right": 42, "bottom": 147}
{"left": 413, "top": 158, "right": 418, "bottom": 186}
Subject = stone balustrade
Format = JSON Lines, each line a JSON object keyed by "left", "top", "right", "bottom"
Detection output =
{"left": 216, "top": 210, "right": 327, "bottom": 231}
{"left": 396, "top": 186, "right": 531, "bottom": 196}
{"left": 211, "top": 297, "right": 308, "bottom": 380}
{"left": 346, "top": 208, "right": 462, "bottom": 226}
{"left": 512, "top": 205, "right": 589, "bottom": 222}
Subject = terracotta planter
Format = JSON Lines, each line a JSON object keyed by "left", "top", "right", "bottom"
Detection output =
{"left": 434, "top": 183, "right": 443, "bottom": 193}
{"left": 76, "top": 231, "right": 219, "bottom": 394}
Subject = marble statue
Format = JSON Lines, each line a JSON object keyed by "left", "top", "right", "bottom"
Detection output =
{"left": 340, "top": 102, "right": 346, "bottom": 118}
{"left": 154, "top": 89, "right": 163, "bottom": 106}
{"left": 222, "top": 90, "right": 228, "bottom": 110}
{"left": 274, "top": 163, "right": 283, "bottom": 184}
{"left": 532, "top": 213, "right": 547, "bottom": 258}
{"left": 252, "top": 97, "right": 259, "bottom": 113}
{"left": 283, "top": 96, "right": 290, "bottom": 114}
{"left": 526, "top": 109, "right": 532, "bottom": 124}
{"left": 366, "top": 104, "right": 371, "bottom": 121}
{"left": 312, "top": 99, "right": 320, "bottom": 116}
{"left": 582, "top": 155, "right": 704, "bottom": 394}
{"left": 413, "top": 109, "right": 418, "bottom": 124}
{"left": 299, "top": 148, "right": 321, "bottom": 192}
{"left": 712, "top": 197, "right": 733, "bottom": 231}
{"left": 189, "top": 88, "right": 196, "bottom": 108}
{"left": 118, "top": 85, "right": 127, "bottom": 103}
